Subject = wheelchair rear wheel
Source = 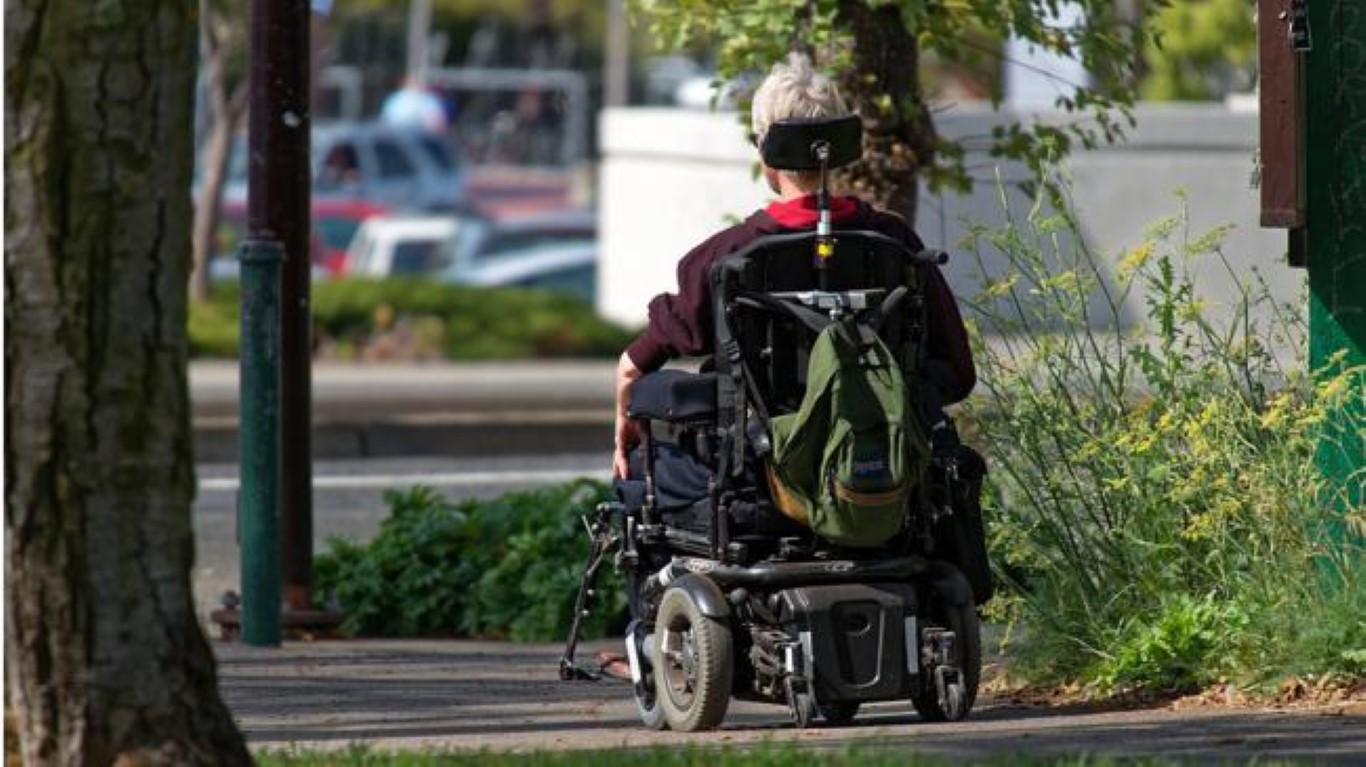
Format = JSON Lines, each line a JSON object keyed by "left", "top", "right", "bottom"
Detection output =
{"left": 654, "top": 586, "right": 733, "bottom": 731}
{"left": 912, "top": 592, "right": 981, "bottom": 722}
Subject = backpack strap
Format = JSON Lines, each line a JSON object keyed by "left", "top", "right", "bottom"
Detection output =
{"left": 731, "top": 291, "right": 835, "bottom": 427}
{"left": 713, "top": 302, "right": 749, "bottom": 478}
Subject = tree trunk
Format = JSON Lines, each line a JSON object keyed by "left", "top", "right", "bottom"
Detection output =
{"left": 4, "top": 1, "right": 252, "bottom": 764}
{"left": 190, "top": 89, "right": 245, "bottom": 303}
{"left": 834, "top": 0, "right": 937, "bottom": 225}
{"left": 190, "top": 6, "right": 247, "bottom": 303}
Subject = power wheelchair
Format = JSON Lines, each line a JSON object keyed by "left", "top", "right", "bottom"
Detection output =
{"left": 560, "top": 115, "right": 985, "bottom": 732}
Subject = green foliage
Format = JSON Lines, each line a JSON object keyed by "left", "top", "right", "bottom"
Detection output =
{"left": 338, "top": 0, "right": 608, "bottom": 50}
{"left": 633, "top": 0, "right": 1168, "bottom": 195}
{"left": 188, "top": 278, "right": 634, "bottom": 360}
{"left": 1141, "top": 0, "right": 1256, "bottom": 101}
{"left": 1094, "top": 594, "right": 1249, "bottom": 693}
{"left": 961, "top": 185, "right": 1366, "bottom": 694}
{"left": 187, "top": 294, "right": 242, "bottom": 358}
{"left": 314, "top": 481, "right": 628, "bottom": 641}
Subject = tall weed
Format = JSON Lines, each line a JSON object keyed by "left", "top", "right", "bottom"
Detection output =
{"left": 960, "top": 186, "right": 1364, "bottom": 694}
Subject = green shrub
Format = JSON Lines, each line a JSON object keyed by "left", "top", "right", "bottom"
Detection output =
{"left": 189, "top": 278, "right": 635, "bottom": 360}
{"left": 314, "top": 481, "right": 628, "bottom": 641}
{"left": 1093, "top": 594, "right": 1249, "bottom": 694}
{"left": 187, "top": 296, "right": 240, "bottom": 358}
{"left": 961, "top": 188, "right": 1365, "bottom": 694}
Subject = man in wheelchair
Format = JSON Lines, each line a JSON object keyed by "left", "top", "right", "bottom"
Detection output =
{"left": 561, "top": 54, "right": 993, "bottom": 732}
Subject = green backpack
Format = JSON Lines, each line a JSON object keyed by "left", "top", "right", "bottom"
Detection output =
{"left": 766, "top": 320, "right": 929, "bottom": 548}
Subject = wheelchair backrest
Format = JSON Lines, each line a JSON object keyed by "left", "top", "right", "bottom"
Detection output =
{"left": 709, "top": 230, "right": 929, "bottom": 418}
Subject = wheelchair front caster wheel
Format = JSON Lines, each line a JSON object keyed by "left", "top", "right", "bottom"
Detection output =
{"left": 784, "top": 677, "right": 817, "bottom": 729}
{"left": 630, "top": 628, "right": 667, "bottom": 730}
{"left": 633, "top": 678, "right": 668, "bottom": 730}
{"left": 912, "top": 593, "right": 981, "bottom": 723}
{"left": 654, "top": 586, "right": 733, "bottom": 731}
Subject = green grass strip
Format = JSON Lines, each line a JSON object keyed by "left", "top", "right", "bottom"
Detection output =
{"left": 257, "top": 741, "right": 1303, "bottom": 767}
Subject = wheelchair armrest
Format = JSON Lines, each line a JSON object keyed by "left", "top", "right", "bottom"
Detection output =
{"left": 627, "top": 370, "right": 717, "bottom": 424}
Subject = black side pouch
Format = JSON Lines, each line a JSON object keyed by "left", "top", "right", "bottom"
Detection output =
{"left": 933, "top": 445, "right": 993, "bottom": 605}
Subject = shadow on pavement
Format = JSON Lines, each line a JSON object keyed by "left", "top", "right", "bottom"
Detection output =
{"left": 218, "top": 639, "right": 1365, "bottom": 761}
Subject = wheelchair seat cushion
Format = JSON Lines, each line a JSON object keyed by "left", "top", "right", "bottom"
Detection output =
{"left": 627, "top": 370, "right": 717, "bottom": 423}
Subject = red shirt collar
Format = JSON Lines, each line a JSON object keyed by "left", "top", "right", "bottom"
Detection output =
{"left": 764, "top": 194, "right": 861, "bottom": 229}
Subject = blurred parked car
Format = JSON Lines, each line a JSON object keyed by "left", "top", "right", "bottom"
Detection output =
{"left": 345, "top": 215, "right": 465, "bottom": 277}
{"left": 313, "top": 122, "right": 467, "bottom": 211}
{"left": 452, "top": 240, "right": 597, "bottom": 303}
{"left": 441, "top": 208, "right": 594, "bottom": 272}
{"left": 437, "top": 209, "right": 598, "bottom": 302}
{"left": 209, "top": 200, "right": 328, "bottom": 283}
{"left": 343, "top": 209, "right": 598, "bottom": 302}
{"left": 216, "top": 121, "right": 467, "bottom": 212}
{"left": 313, "top": 198, "right": 389, "bottom": 275}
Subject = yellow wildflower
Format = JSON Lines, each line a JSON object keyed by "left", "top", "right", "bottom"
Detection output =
{"left": 1118, "top": 242, "right": 1155, "bottom": 277}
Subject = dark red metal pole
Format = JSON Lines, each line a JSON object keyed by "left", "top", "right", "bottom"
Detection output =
{"left": 249, "top": 0, "right": 313, "bottom": 613}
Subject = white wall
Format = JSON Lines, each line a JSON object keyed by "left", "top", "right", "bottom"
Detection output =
{"left": 597, "top": 104, "right": 1305, "bottom": 334}
{"left": 597, "top": 109, "right": 772, "bottom": 326}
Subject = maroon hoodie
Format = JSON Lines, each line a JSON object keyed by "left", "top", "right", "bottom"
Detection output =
{"left": 625, "top": 195, "right": 976, "bottom": 404}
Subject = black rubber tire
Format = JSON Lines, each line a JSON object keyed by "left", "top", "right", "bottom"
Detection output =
{"left": 632, "top": 629, "right": 666, "bottom": 730}
{"left": 818, "top": 701, "right": 860, "bottom": 726}
{"left": 912, "top": 591, "right": 981, "bottom": 722}
{"left": 653, "top": 586, "right": 733, "bottom": 732}
{"left": 628, "top": 579, "right": 666, "bottom": 730}
{"left": 783, "top": 675, "right": 817, "bottom": 729}
{"left": 634, "top": 679, "right": 668, "bottom": 731}
{"left": 790, "top": 690, "right": 817, "bottom": 729}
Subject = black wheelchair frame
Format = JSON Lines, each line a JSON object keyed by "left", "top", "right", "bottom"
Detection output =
{"left": 559, "top": 115, "right": 983, "bottom": 732}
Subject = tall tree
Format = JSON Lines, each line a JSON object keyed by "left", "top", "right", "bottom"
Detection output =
{"left": 636, "top": 0, "right": 1170, "bottom": 223}
{"left": 5, "top": 1, "right": 251, "bottom": 764}
{"left": 1140, "top": 0, "right": 1255, "bottom": 101}
{"left": 191, "top": 0, "right": 250, "bottom": 302}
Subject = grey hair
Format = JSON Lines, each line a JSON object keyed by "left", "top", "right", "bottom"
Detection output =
{"left": 750, "top": 53, "right": 850, "bottom": 150}
{"left": 750, "top": 53, "right": 850, "bottom": 183}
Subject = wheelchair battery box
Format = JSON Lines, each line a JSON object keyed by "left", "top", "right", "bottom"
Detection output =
{"left": 775, "top": 583, "right": 919, "bottom": 703}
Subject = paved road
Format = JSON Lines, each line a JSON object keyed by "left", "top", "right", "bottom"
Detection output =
{"left": 216, "top": 638, "right": 1366, "bottom": 761}
{"left": 193, "top": 453, "right": 609, "bottom": 620}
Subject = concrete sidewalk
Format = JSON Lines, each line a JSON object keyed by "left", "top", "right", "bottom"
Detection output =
{"left": 191, "top": 361, "right": 616, "bottom": 461}
{"left": 216, "top": 638, "right": 1366, "bottom": 759}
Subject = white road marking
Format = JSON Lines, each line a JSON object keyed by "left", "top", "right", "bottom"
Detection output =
{"left": 198, "top": 468, "right": 609, "bottom": 492}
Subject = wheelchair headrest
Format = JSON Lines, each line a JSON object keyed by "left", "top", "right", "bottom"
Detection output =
{"left": 759, "top": 114, "right": 863, "bottom": 171}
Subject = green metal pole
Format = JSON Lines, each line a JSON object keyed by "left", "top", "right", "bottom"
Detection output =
{"left": 1305, "top": 0, "right": 1366, "bottom": 526}
{"left": 239, "top": 239, "right": 283, "bottom": 646}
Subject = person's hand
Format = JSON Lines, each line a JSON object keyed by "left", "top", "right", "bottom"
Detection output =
{"left": 612, "top": 414, "right": 639, "bottom": 480}
{"left": 612, "top": 351, "right": 645, "bottom": 480}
